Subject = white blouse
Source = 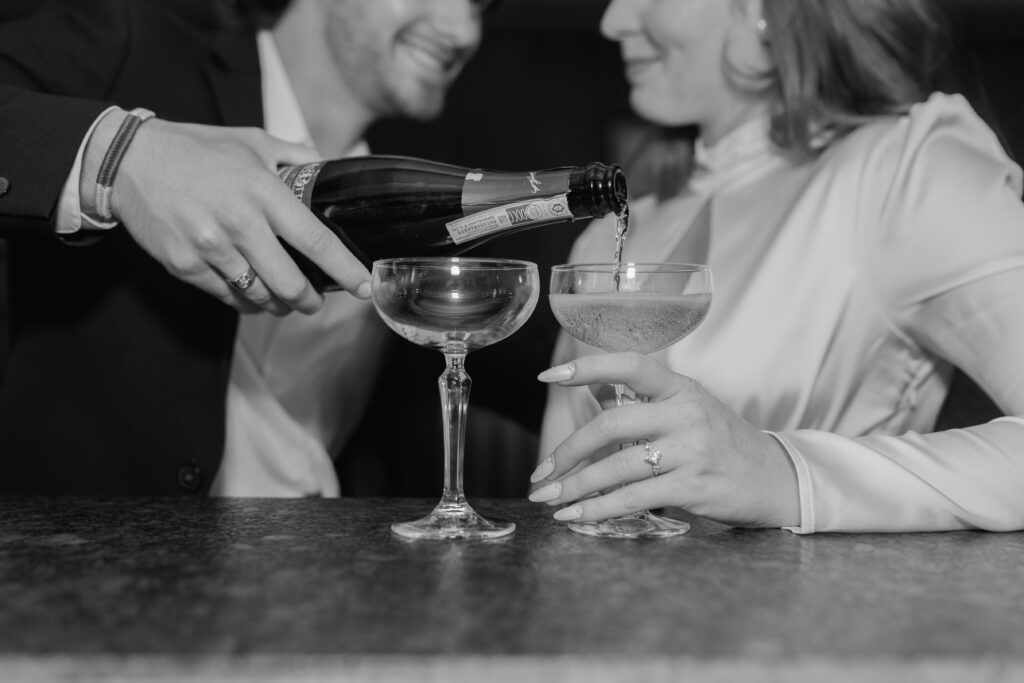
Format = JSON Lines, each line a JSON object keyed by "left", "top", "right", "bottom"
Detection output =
{"left": 540, "top": 93, "right": 1024, "bottom": 533}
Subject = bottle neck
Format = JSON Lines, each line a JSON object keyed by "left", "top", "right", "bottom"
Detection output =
{"left": 569, "top": 163, "right": 627, "bottom": 219}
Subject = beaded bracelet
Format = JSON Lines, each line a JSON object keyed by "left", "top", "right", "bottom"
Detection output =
{"left": 94, "top": 108, "right": 155, "bottom": 221}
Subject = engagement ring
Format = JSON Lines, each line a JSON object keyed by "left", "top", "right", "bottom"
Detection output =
{"left": 228, "top": 266, "right": 257, "bottom": 291}
{"left": 643, "top": 440, "right": 662, "bottom": 477}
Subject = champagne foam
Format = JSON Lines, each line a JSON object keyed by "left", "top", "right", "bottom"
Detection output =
{"left": 549, "top": 292, "right": 710, "bottom": 354}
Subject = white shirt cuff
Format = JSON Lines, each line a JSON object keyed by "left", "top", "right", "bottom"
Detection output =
{"left": 56, "top": 106, "right": 121, "bottom": 235}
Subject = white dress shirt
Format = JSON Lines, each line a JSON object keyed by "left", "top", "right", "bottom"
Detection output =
{"left": 209, "top": 31, "right": 387, "bottom": 496}
{"left": 541, "top": 93, "right": 1024, "bottom": 533}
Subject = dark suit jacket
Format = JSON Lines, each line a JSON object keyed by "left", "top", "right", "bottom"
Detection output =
{"left": 0, "top": 0, "right": 263, "bottom": 494}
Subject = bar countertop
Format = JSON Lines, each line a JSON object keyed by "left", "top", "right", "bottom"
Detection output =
{"left": 1, "top": 496, "right": 1023, "bottom": 682}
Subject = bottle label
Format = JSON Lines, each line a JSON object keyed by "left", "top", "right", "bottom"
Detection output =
{"left": 278, "top": 162, "right": 324, "bottom": 207}
{"left": 461, "top": 168, "right": 572, "bottom": 211}
{"left": 446, "top": 194, "right": 572, "bottom": 244}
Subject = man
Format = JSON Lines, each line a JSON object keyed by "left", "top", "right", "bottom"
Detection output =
{"left": 0, "top": 0, "right": 490, "bottom": 494}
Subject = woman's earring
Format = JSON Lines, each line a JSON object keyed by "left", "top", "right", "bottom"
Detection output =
{"left": 755, "top": 17, "right": 769, "bottom": 42}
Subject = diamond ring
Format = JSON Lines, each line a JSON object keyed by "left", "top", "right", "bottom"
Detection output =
{"left": 643, "top": 440, "right": 662, "bottom": 477}
{"left": 228, "top": 266, "right": 257, "bottom": 291}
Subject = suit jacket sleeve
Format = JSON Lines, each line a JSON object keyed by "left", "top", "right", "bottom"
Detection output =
{"left": 0, "top": 1, "right": 134, "bottom": 236}
{"left": 0, "top": 85, "right": 110, "bottom": 235}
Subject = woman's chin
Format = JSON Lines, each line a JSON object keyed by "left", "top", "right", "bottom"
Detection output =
{"left": 629, "top": 92, "right": 691, "bottom": 127}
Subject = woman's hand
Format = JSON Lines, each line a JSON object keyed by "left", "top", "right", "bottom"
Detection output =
{"left": 530, "top": 352, "right": 801, "bottom": 528}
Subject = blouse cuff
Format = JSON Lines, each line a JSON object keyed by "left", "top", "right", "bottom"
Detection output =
{"left": 766, "top": 431, "right": 816, "bottom": 534}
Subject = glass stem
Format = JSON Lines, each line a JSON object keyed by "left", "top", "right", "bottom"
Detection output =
{"left": 439, "top": 353, "right": 471, "bottom": 508}
{"left": 613, "top": 382, "right": 647, "bottom": 447}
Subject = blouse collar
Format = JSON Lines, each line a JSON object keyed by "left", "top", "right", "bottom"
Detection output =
{"left": 690, "top": 116, "right": 776, "bottom": 195}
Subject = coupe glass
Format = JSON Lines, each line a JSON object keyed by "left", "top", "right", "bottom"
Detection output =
{"left": 549, "top": 262, "right": 713, "bottom": 538}
{"left": 372, "top": 257, "right": 540, "bottom": 540}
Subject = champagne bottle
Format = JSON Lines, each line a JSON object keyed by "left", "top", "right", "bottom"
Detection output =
{"left": 278, "top": 154, "right": 627, "bottom": 292}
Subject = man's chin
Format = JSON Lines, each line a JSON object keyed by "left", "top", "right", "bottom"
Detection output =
{"left": 392, "top": 93, "right": 447, "bottom": 122}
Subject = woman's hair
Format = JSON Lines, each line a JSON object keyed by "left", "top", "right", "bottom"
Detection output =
{"left": 632, "top": 0, "right": 950, "bottom": 198}
{"left": 755, "top": 0, "right": 949, "bottom": 156}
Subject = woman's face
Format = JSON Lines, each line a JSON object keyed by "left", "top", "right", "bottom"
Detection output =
{"left": 601, "top": 0, "right": 768, "bottom": 143}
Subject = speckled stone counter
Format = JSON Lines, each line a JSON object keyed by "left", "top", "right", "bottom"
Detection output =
{"left": 1, "top": 497, "right": 1023, "bottom": 682}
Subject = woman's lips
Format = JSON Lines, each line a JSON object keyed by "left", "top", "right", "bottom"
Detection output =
{"left": 623, "top": 57, "right": 659, "bottom": 82}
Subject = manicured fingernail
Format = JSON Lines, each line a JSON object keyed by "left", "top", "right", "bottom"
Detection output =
{"left": 528, "top": 481, "right": 562, "bottom": 503}
{"left": 554, "top": 505, "right": 583, "bottom": 522}
{"left": 530, "top": 457, "right": 555, "bottom": 483}
{"left": 355, "top": 281, "right": 372, "bottom": 299}
{"left": 537, "top": 363, "right": 575, "bottom": 383}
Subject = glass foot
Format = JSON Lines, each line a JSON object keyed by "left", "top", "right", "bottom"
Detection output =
{"left": 568, "top": 510, "right": 690, "bottom": 539}
{"left": 391, "top": 501, "right": 515, "bottom": 540}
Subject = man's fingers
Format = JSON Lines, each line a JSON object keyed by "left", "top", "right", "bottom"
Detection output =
{"left": 239, "top": 131, "right": 372, "bottom": 296}
{"left": 266, "top": 196, "right": 371, "bottom": 297}
{"left": 235, "top": 231, "right": 325, "bottom": 314}
{"left": 194, "top": 216, "right": 315, "bottom": 314}
{"left": 240, "top": 128, "right": 322, "bottom": 168}
{"left": 178, "top": 268, "right": 261, "bottom": 314}
{"left": 221, "top": 266, "right": 291, "bottom": 316}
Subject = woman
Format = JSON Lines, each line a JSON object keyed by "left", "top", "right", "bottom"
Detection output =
{"left": 531, "top": 0, "right": 1024, "bottom": 532}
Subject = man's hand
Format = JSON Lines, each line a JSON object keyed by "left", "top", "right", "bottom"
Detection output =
{"left": 84, "top": 114, "right": 370, "bottom": 314}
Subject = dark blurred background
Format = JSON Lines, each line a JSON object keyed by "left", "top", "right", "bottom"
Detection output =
{"left": 342, "top": 0, "right": 1024, "bottom": 497}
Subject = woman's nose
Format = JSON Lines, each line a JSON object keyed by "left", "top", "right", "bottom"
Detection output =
{"left": 600, "top": 0, "right": 636, "bottom": 42}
